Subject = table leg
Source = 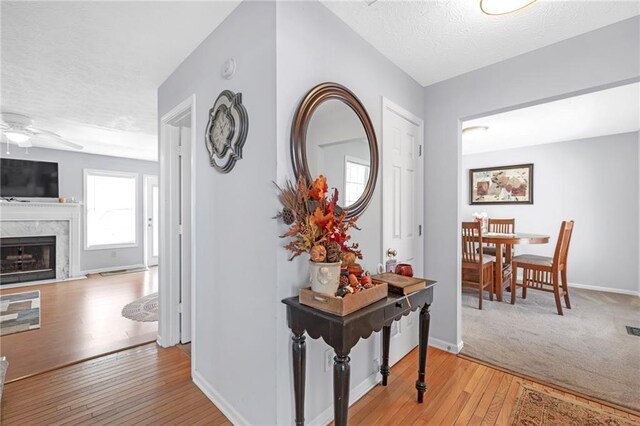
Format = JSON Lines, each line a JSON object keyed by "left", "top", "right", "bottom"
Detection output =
{"left": 495, "top": 242, "right": 504, "bottom": 302}
{"left": 292, "top": 333, "right": 306, "bottom": 426}
{"left": 416, "top": 304, "right": 431, "bottom": 403}
{"left": 333, "top": 353, "right": 351, "bottom": 426}
{"left": 381, "top": 325, "right": 391, "bottom": 386}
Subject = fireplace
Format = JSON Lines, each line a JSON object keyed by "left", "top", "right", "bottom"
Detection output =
{"left": 0, "top": 236, "right": 56, "bottom": 285}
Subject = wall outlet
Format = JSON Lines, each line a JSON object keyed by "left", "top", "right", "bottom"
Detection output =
{"left": 391, "top": 321, "right": 401, "bottom": 337}
{"left": 372, "top": 357, "right": 381, "bottom": 374}
{"left": 324, "top": 349, "right": 333, "bottom": 372}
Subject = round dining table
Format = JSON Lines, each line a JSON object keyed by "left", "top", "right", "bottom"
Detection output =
{"left": 483, "top": 233, "right": 550, "bottom": 302}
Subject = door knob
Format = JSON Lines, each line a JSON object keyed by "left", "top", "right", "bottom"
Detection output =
{"left": 387, "top": 248, "right": 397, "bottom": 258}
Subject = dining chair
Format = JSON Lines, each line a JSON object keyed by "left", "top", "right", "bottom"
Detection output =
{"left": 462, "top": 221, "right": 494, "bottom": 310}
{"left": 483, "top": 218, "right": 516, "bottom": 257}
{"left": 511, "top": 221, "right": 575, "bottom": 315}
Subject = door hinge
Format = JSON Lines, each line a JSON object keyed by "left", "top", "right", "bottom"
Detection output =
{"left": 178, "top": 224, "right": 183, "bottom": 235}
{"left": 178, "top": 302, "right": 183, "bottom": 313}
{"left": 419, "top": 145, "right": 422, "bottom": 157}
{"left": 176, "top": 145, "right": 183, "bottom": 156}
{"left": 418, "top": 225, "right": 422, "bottom": 236}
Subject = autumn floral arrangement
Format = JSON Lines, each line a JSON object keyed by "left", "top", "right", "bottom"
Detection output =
{"left": 275, "top": 175, "right": 376, "bottom": 297}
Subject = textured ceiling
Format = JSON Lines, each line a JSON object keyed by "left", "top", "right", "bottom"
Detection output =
{"left": 462, "top": 82, "right": 640, "bottom": 154}
{"left": 321, "top": 0, "right": 640, "bottom": 86}
{"left": 1, "top": 1, "right": 240, "bottom": 161}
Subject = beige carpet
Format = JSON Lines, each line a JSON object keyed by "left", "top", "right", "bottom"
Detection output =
{"left": 462, "top": 287, "right": 640, "bottom": 412}
{"left": 510, "top": 384, "right": 636, "bottom": 425}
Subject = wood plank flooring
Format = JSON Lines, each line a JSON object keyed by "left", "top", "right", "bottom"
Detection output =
{"left": 1, "top": 343, "right": 230, "bottom": 425}
{"left": 0, "top": 268, "right": 158, "bottom": 382}
{"left": 3, "top": 341, "right": 637, "bottom": 425}
{"left": 340, "top": 346, "right": 640, "bottom": 425}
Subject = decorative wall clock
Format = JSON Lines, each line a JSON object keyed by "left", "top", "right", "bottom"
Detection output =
{"left": 205, "top": 90, "right": 248, "bottom": 173}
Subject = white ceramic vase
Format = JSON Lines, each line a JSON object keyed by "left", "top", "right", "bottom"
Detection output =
{"left": 309, "top": 260, "right": 341, "bottom": 295}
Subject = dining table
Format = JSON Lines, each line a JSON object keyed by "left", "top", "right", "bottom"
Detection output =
{"left": 483, "top": 232, "right": 550, "bottom": 301}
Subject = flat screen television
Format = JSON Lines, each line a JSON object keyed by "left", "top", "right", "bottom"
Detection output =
{"left": 0, "top": 158, "right": 59, "bottom": 198}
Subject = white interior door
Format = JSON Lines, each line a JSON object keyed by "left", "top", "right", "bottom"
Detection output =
{"left": 382, "top": 98, "right": 424, "bottom": 366}
{"left": 144, "top": 175, "right": 159, "bottom": 267}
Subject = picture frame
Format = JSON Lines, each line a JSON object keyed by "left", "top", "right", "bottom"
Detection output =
{"left": 469, "top": 163, "right": 533, "bottom": 205}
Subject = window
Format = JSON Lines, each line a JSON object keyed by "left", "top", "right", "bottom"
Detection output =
{"left": 84, "top": 169, "right": 138, "bottom": 249}
{"left": 344, "top": 156, "right": 370, "bottom": 206}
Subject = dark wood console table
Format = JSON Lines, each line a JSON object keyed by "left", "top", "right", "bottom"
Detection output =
{"left": 282, "top": 281, "right": 436, "bottom": 426}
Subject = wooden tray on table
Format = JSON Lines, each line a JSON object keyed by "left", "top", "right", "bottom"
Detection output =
{"left": 299, "top": 281, "right": 388, "bottom": 316}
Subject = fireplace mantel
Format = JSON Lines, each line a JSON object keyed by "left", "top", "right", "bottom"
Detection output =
{"left": 0, "top": 201, "right": 82, "bottom": 283}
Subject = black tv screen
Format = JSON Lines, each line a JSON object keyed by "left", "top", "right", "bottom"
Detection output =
{"left": 1, "top": 158, "right": 59, "bottom": 198}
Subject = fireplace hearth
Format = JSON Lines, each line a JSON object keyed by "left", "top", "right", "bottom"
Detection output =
{"left": 1, "top": 236, "right": 56, "bottom": 285}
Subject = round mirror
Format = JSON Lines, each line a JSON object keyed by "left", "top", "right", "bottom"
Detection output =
{"left": 291, "top": 83, "right": 379, "bottom": 219}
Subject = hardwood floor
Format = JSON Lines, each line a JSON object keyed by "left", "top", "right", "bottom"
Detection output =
{"left": 1, "top": 343, "right": 230, "bottom": 425}
{"left": 3, "top": 341, "right": 637, "bottom": 425}
{"left": 0, "top": 268, "right": 158, "bottom": 382}
{"left": 339, "top": 346, "right": 640, "bottom": 425}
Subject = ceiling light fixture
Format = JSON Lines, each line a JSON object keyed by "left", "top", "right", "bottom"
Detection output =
{"left": 4, "top": 131, "right": 30, "bottom": 143}
{"left": 480, "top": 0, "right": 537, "bottom": 16}
{"left": 462, "top": 125, "right": 489, "bottom": 135}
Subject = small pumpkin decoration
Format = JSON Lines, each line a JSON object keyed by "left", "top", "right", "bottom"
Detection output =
{"left": 341, "top": 251, "right": 356, "bottom": 267}
{"left": 348, "top": 273, "right": 359, "bottom": 287}
{"left": 310, "top": 245, "right": 327, "bottom": 262}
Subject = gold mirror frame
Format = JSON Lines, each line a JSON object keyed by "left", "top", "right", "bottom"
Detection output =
{"left": 291, "top": 82, "right": 379, "bottom": 219}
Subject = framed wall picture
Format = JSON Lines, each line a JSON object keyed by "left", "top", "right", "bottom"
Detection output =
{"left": 469, "top": 163, "right": 533, "bottom": 205}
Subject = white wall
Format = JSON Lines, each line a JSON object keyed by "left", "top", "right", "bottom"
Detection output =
{"left": 275, "top": 2, "right": 424, "bottom": 424}
{"left": 462, "top": 132, "right": 639, "bottom": 295}
{"left": 158, "top": 2, "right": 279, "bottom": 424}
{"left": 0, "top": 146, "right": 158, "bottom": 272}
{"left": 424, "top": 16, "right": 640, "bottom": 349}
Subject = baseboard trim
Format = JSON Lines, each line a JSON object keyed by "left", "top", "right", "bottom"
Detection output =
{"left": 429, "top": 337, "right": 464, "bottom": 354}
{"left": 567, "top": 282, "right": 639, "bottom": 297}
{"left": 307, "top": 372, "right": 380, "bottom": 426}
{"left": 81, "top": 263, "right": 146, "bottom": 275}
{"left": 192, "top": 369, "right": 251, "bottom": 426}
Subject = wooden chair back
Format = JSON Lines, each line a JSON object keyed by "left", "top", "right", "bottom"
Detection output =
{"left": 488, "top": 218, "right": 515, "bottom": 234}
{"left": 462, "top": 221, "right": 483, "bottom": 264}
{"left": 553, "top": 220, "right": 574, "bottom": 271}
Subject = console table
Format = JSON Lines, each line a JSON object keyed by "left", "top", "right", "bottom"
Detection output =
{"left": 282, "top": 281, "right": 436, "bottom": 426}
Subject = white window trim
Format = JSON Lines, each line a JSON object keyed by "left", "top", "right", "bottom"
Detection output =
{"left": 344, "top": 155, "right": 370, "bottom": 206}
{"left": 83, "top": 168, "right": 139, "bottom": 251}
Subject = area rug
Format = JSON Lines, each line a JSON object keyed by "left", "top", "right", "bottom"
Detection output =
{"left": 122, "top": 292, "right": 158, "bottom": 322}
{"left": 510, "top": 385, "right": 636, "bottom": 425}
{"left": 0, "top": 290, "right": 41, "bottom": 336}
{"left": 462, "top": 287, "right": 640, "bottom": 411}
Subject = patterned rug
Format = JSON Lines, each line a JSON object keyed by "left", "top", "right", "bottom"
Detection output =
{"left": 511, "top": 385, "right": 636, "bottom": 425}
{"left": 122, "top": 292, "right": 158, "bottom": 322}
{"left": 0, "top": 291, "right": 41, "bottom": 336}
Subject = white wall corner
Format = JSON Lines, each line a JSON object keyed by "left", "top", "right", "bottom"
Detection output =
{"left": 429, "top": 337, "right": 464, "bottom": 354}
{"left": 307, "top": 372, "right": 380, "bottom": 426}
{"left": 192, "top": 370, "right": 251, "bottom": 426}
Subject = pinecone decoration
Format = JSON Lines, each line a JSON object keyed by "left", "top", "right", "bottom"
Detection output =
{"left": 333, "top": 205, "right": 344, "bottom": 217}
{"left": 339, "top": 275, "right": 349, "bottom": 288}
{"left": 326, "top": 241, "right": 342, "bottom": 263}
{"left": 281, "top": 208, "right": 295, "bottom": 225}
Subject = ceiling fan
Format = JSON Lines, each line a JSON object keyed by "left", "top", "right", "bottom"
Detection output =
{"left": 0, "top": 112, "right": 84, "bottom": 153}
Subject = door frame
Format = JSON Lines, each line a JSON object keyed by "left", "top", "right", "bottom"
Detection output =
{"left": 158, "top": 95, "right": 196, "bottom": 361}
{"left": 381, "top": 97, "right": 425, "bottom": 365}
{"left": 143, "top": 174, "right": 159, "bottom": 267}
